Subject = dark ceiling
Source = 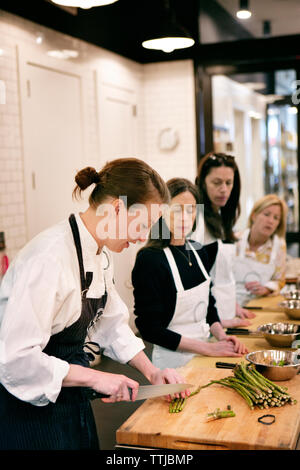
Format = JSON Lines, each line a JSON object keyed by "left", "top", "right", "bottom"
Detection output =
{"left": 0, "top": 0, "right": 200, "bottom": 63}
{"left": 1, "top": 0, "right": 300, "bottom": 65}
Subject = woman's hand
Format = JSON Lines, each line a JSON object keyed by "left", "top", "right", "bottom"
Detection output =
{"left": 222, "top": 317, "right": 252, "bottom": 328}
{"left": 149, "top": 367, "right": 191, "bottom": 401}
{"left": 62, "top": 364, "right": 140, "bottom": 403}
{"left": 236, "top": 303, "right": 256, "bottom": 319}
{"left": 224, "top": 335, "right": 248, "bottom": 355}
{"left": 204, "top": 338, "right": 247, "bottom": 357}
{"left": 91, "top": 371, "right": 140, "bottom": 404}
{"left": 245, "top": 282, "right": 272, "bottom": 297}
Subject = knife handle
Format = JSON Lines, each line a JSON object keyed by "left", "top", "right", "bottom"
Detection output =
{"left": 244, "top": 306, "right": 262, "bottom": 310}
{"left": 84, "top": 387, "right": 133, "bottom": 401}
{"left": 226, "top": 328, "right": 250, "bottom": 335}
{"left": 215, "top": 362, "right": 237, "bottom": 369}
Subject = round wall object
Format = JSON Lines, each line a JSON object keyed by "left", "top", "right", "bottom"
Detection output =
{"left": 158, "top": 128, "right": 179, "bottom": 151}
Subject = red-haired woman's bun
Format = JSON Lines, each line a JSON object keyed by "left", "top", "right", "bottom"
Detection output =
{"left": 75, "top": 167, "right": 100, "bottom": 190}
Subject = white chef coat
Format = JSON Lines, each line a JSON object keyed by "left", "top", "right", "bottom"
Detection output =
{"left": 0, "top": 213, "right": 144, "bottom": 406}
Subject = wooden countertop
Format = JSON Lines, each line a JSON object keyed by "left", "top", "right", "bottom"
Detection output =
{"left": 245, "top": 294, "right": 285, "bottom": 312}
{"left": 116, "top": 367, "right": 300, "bottom": 450}
{"left": 116, "top": 294, "right": 300, "bottom": 450}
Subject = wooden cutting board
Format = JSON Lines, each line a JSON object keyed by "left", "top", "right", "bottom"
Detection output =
{"left": 116, "top": 367, "right": 300, "bottom": 450}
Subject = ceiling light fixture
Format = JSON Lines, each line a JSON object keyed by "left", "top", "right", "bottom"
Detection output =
{"left": 142, "top": 0, "right": 195, "bottom": 53}
{"left": 51, "top": 0, "right": 118, "bottom": 9}
{"left": 236, "top": 0, "right": 252, "bottom": 19}
{"left": 263, "top": 20, "right": 271, "bottom": 36}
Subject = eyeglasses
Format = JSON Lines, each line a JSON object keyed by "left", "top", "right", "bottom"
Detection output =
{"left": 208, "top": 153, "right": 235, "bottom": 162}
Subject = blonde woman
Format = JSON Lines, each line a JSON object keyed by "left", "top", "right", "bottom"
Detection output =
{"left": 233, "top": 194, "right": 287, "bottom": 307}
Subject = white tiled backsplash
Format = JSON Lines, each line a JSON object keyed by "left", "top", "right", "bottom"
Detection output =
{"left": 0, "top": 9, "right": 197, "bottom": 261}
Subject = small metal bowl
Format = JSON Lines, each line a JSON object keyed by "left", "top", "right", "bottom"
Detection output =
{"left": 280, "top": 300, "right": 300, "bottom": 319}
{"left": 283, "top": 290, "right": 300, "bottom": 301}
{"left": 257, "top": 322, "right": 300, "bottom": 347}
{"left": 246, "top": 350, "right": 300, "bottom": 381}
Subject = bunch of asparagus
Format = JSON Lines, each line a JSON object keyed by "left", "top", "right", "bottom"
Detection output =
{"left": 169, "top": 386, "right": 200, "bottom": 413}
{"left": 201, "top": 362, "right": 297, "bottom": 410}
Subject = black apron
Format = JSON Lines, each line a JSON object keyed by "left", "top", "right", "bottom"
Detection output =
{"left": 0, "top": 214, "right": 107, "bottom": 450}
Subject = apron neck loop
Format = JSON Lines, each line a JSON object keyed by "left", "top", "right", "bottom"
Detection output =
{"left": 69, "top": 214, "right": 90, "bottom": 295}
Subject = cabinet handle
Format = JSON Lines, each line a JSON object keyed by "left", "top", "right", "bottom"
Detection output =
{"left": 32, "top": 172, "right": 36, "bottom": 190}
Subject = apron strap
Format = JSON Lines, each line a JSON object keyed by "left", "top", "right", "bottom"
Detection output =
{"left": 270, "top": 234, "right": 280, "bottom": 264}
{"left": 238, "top": 228, "right": 250, "bottom": 258}
{"left": 187, "top": 241, "right": 210, "bottom": 280}
{"left": 163, "top": 247, "right": 185, "bottom": 292}
{"left": 164, "top": 242, "right": 210, "bottom": 292}
{"left": 69, "top": 214, "right": 92, "bottom": 295}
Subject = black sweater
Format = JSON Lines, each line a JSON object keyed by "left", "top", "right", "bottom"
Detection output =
{"left": 132, "top": 240, "right": 220, "bottom": 351}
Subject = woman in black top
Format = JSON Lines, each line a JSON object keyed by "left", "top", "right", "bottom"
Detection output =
{"left": 132, "top": 178, "right": 248, "bottom": 370}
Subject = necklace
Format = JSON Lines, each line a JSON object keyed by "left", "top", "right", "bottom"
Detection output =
{"left": 171, "top": 240, "right": 193, "bottom": 267}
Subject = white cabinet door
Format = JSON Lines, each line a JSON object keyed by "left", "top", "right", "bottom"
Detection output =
{"left": 96, "top": 79, "right": 141, "bottom": 331}
{"left": 98, "top": 83, "right": 138, "bottom": 159}
{"left": 18, "top": 47, "right": 88, "bottom": 240}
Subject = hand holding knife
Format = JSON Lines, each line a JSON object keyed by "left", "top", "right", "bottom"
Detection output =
{"left": 85, "top": 382, "right": 192, "bottom": 402}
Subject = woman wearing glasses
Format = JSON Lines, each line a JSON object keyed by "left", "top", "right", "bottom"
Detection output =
{"left": 192, "top": 152, "right": 255, "bottom": 327}
{"left": 132, "top": 178, "right": 248, "bottom": 370}
{"left": 233, "top": 194, "right": 287, "bottom": 307}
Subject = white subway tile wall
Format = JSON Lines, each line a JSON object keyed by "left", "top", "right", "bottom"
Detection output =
{"left": 0, "top": 10, "right": 197, "bottom": 261}
{"left": 142, "top": 61, "right": 197, "bottom": 182}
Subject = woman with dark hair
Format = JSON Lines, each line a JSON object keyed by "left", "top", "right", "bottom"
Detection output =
{"left": 0, "top": 158, "right": 189, "bottom": 450}
{"left": 192, "top": 152, "right": 255, "bottom": 325}
{"left": 132, "top": 177, "right": 248, "bottom": 370}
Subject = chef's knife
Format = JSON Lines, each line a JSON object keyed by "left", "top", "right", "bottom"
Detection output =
{"left": 85, "top": 383, "right": 192, "bottom": 401}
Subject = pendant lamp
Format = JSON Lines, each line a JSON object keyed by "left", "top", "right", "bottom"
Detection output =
{"left": 142, "top": 0, "right": 195, "bottom": 53}
{"left": 51, "top": 0, "right": 118, "bottom": 9}
{"left": 236, "top": 0, "right": 252, "bottom": 19}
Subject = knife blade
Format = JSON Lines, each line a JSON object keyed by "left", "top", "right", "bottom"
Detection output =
{"left": 85, "top": 383, "right": 192, "bottom": 401}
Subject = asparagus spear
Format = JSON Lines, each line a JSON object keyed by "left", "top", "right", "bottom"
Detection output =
{"left": 206, "top": 407, "right": 236, "bottom": 421}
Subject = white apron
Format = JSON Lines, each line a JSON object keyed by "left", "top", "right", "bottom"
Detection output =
{"left": 233, "top": 229, "right": 280, "bottom": 307}
{"left": 210, "top": 240, "right": 237, "bottom": 320}
{"left": 192, "top": 221, "right": 236, "bottom": 320}
{"left": 152, "top": 243, "right": 211, "bottom": 370}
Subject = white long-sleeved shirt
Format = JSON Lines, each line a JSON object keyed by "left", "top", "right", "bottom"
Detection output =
{"left": 0, "top": 213, "right": 144, "bottom": 406}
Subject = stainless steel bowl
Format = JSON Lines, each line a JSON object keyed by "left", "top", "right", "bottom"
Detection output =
{"left": 246, "top": 349, "right": 300, "bottom": 381}
{"left": 257, "top": 322, "right": 300, "bottom": 347}
{"left": 283, "top": 290, "right": 300, "bottom": 301}
{"left": 280, "top": 300, "right": 300, "bottom": 319}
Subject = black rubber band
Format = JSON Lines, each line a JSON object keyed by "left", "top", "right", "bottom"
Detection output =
{"left": 258, "top": 414, "right": 276, "bottom": 425}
